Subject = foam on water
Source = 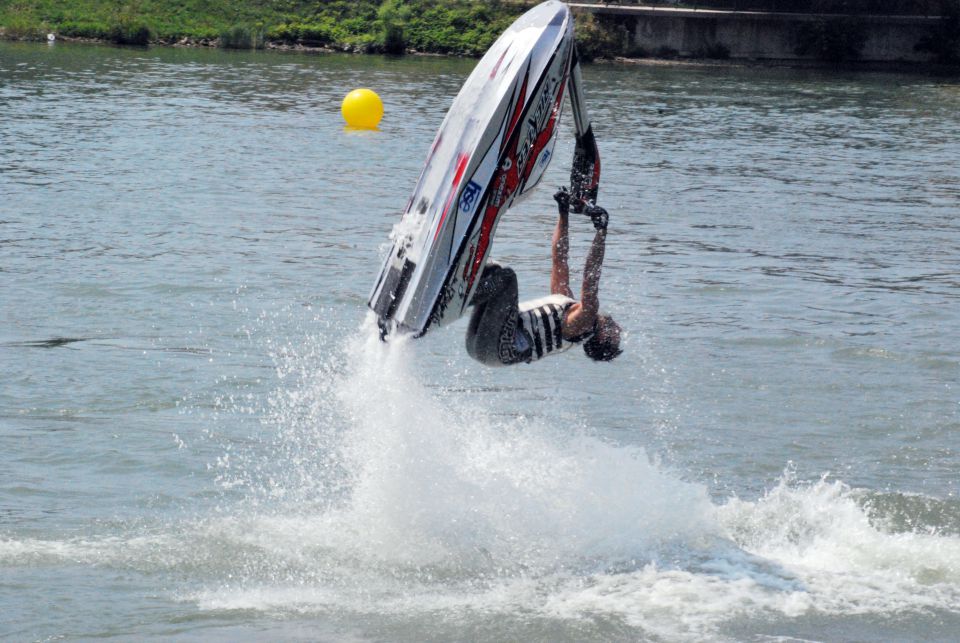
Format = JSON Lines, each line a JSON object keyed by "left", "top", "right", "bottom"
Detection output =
{"left": 323, "top": 321, "right": 715, "bottom": 570}
{"left": 192, "top": 318, "right": 960, "bottom": 637}
{"left": 3, "top": 317, "right": 959, "bottom": 640}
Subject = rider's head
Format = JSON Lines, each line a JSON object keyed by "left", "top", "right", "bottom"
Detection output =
{"left": 583, "top": 314, "right": 622, "bottom": 362}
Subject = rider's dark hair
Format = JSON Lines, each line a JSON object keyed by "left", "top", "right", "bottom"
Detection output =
{"left": 582, "top": 316, "right": 622, "bottom": 362}
{"left": 583, "top": 334, "right": 622, "bottom": 361}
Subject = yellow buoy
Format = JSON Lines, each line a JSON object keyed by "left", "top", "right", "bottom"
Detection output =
{"left": 341, "top": 88, "right": 384, "bottom": 129}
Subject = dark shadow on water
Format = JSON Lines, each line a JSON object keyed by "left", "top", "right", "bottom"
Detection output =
{"left": 1, "top": 337, "right": 211, "bottom": 355}
{"left": 2, "top": 337, "right": 93, "bottom": 348}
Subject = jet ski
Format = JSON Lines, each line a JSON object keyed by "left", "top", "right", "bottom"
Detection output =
{"left": 370, "top": 0, "right": 601, "bottom": 338}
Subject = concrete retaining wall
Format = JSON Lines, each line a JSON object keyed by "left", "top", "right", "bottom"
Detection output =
{"left": 571, "top": 4, "right": 942, "bottom": 62}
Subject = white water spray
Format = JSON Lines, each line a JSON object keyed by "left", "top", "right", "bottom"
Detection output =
{"left": 252, "top": 316, "right": 717, "bottom": 574}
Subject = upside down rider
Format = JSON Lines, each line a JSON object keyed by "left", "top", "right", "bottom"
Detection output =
{"left": 464, "top": 188, "right": 622, "bottom": 366}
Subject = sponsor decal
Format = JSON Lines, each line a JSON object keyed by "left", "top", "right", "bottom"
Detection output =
{"left": 516, "top": 76, "right": 558, "bottom": 174}
{"left": 458, "top": 180, "right": 482, "bottom": 215}
{"left": 491, "top": 173, "right": 507, "bottom": 208}
{"left": 538, "top": 147, "right": 552, "bottom": 168}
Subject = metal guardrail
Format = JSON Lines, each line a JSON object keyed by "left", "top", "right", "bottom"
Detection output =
{"left": 567, "top": 1, "right": 943, "bottom": 17}
{"left": 567, "top": 2, "right": 945, "bottom": 21}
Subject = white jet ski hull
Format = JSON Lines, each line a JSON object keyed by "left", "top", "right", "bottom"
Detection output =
{"left": 370, "top": 0, "right": 599, "bottom": 338}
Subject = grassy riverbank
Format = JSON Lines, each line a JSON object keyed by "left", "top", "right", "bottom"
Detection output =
{"left": 0, "top": 1, "right": 493, "bottom": 52}
{"left": 0, "top": 1, "right": 631, "bottom": 59}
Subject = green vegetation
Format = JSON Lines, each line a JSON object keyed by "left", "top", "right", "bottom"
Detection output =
{"left": 0, "top": 0, "right": 640, "bottom": 58}
{"left": 377, "top": 0, "right": 412, "bottom": 55}
{"left": 1, "top": 11, "right": 48, "bottom": 40}
{"left": 0, "top": 0, "right": 529, "bottom": 54}
{"left": 220, "top": 23, "right": 264, "bottom": 50}
{"left": 108, "top": 16, "right": 151, "bottom": 45}
{"left": 574, "top": 12, "right": 630, "bottom": 62}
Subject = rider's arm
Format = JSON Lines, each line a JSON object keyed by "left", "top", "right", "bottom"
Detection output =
{"left": 551, "top": 190, "right": 574, "bottom": 298}
{"left": 563, "top": 226, "right": 606, "bottom": 336}
{"left": 551, "top": 210, "right": 573, "bottom": 298}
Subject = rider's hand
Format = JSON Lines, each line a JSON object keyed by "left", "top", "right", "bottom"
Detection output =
{"left": 553, "top": 187, "right": 571, "bottom": 215}
{"left": 584, "top": 203, "right": 608, "bottom": 231}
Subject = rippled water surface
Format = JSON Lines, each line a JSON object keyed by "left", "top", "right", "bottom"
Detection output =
{"left": 2, "top": 41, "right": 959, "bottom": 641}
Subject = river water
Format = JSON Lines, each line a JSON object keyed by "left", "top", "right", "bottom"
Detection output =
{"left": 2, "top": 40, "right": 959, "bottom": 641}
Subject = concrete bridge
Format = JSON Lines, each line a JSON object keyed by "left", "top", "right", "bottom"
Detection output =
{"left": 568, "top": 3, "right": 942, "bottom": 62}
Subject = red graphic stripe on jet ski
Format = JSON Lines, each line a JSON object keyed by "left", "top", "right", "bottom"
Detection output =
{"left": 434, "top": 152, "right": 471, "bottom": 241}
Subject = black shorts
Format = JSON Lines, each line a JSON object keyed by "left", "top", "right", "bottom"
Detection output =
{"left": 464, "top": 264, "right": 532, "bottom": 366}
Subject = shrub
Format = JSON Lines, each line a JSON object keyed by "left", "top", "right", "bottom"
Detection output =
{"left": 265, "top": 22, "right": 334, "bottom": 46}
{"left": 265, "top": 23, "right": 294, "bottom": 43}
{"left": 220, "top": 24, "right": 264, "bottom": 49}
{"left": 58, "top": 21, "right": 110, "bottom": 39}
{"left": 299, "top": 23, "right": 335, "bottom": 46}
{"left": 2, "top": 15, "right": 47, "bottom": 41}
{"left": 381, "top": 22, "right": 405, "bottom": 54}
{"left": 345, "top": 32, "right": 377, "bottom": 53}
{"left": 575, "top": 13, "right": 630, "bottom": 61}
{"left": 108, "top": 18, "right": 151, "bottom": 45}
{"left": 377, "top": 0, "right": 411, "bottom": 54}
